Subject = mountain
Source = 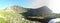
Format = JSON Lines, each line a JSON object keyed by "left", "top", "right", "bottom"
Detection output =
{"left": 27, "top": 6, "right": 60, "bottom": 18}
{"left": 4, "top": 5, "right": 28, "bottom": 13}
{"left": 0, "top": 5, "right": 34, "bottom": 23}
{"left": 21, "top": 6, "right": 53, "bottom": 20}
{"left": 37, "top": 6, "right": 52, "bottom": 14}
{"left": 4, "top": 6, "right": 52, "bottom": 16}
{"left": 23, "top": 6, "right": 52, "bottom": 16}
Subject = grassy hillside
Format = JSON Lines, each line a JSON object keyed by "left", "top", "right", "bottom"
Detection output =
{"left": 0, "top": 10, "right": 39, "bottom": 23}
{"left": 0, "top": 10, "right": 22, "bottom": 23}
{"left": 0, "top": 5, "right": 41, "bottom": 23}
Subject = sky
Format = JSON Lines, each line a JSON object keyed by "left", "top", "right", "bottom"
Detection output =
{"left": 48, "top": 0, "right": 60, "bottom": 13}
{"left": 28, "top": 0, "right": 48, "bottom": 9}
{"left": 0, "top": 0, "right": 60, "bottom": 13}
{"left": 0, "top": 0, "right": 34, "bottom": 9}
{"left": 0, "top": 0, "right": 48, "bottom": 9}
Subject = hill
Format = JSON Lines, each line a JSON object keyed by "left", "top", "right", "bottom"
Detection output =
{"left": 4, "top": 5, "right": 28, "bottom": 13}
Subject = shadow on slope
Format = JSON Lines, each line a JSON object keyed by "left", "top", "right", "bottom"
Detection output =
{"left": 21, "top": 6, "right": 53, "bottom": 23}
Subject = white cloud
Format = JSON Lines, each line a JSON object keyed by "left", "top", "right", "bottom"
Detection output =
{"left": 28, "top": 0, "right": 48, "bottom": 9}
{"left": 28, "top": 0, "right": 60, "bottom": 13}
{"left": 48, "top": 0, "right": 60, "bottom": 13}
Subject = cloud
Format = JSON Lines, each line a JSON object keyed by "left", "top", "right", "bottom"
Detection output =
{"left": 27, "top": 0, "right": 60, "bottom": 13}
{"left": 28, "top": 0, "right": 49, "bottom": 9}
{"left": 48, "top": 0, "right": 60, "bottom": 13}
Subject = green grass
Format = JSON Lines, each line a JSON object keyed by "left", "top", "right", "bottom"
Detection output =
{"left": 0, "top": 10, "right": 22, "bottom": 23}
{"left": 0, "top": 10, "right": 31, "bottom": 23}
{"left": 0, "top": 10, "right": 38, "bottom": 23}
{"left": 0, "top": 18, "right": 10, "bottom": 23}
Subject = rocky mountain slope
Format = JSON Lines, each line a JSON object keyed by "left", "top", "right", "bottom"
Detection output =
{"left": 4, "top": 5, "right": 28, "bottom": 13}
{"left": 0, "top": 5, "right": 40, "bottom": 23}
{"left": 28, "top": 6, "right": 52, "bottom": 16}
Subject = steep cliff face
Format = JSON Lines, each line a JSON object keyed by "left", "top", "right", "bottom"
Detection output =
{"left": 4, "top": 5, "right": 28, "bottom": 13}
{"left": 27, "top": 6, "right": 52, "bottom": 16}
{"left": 37, "top": 6, "right": 52, "bottom": 14}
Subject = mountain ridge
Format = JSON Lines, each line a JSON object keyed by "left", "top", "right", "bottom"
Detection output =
{"left": 4, "top": 5, "right": 28, "bottom": 13}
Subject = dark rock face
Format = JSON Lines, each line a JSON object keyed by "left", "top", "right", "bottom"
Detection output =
{"left": 21, "top": 6, "right": 53, "bottom": 23}
{"left": 37, "top": 6, "right": 52, "bottom": 15}
{"left": 28, "top": 6, "right": 52, "bottom": 16}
